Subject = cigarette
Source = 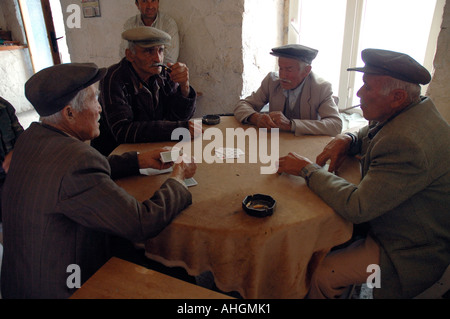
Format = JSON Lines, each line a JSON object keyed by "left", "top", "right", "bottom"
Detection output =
{"left": 340, "top": 104, "right": 361, "bottom": 112}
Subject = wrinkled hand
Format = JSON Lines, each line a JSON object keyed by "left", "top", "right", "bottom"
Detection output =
{"left": 277, "top": 152, "right": 313, "bottom": 176}
{"left": 249, "top": 113, "right": 278, "bottom": 129}
{"left": 171, "top": 154, "right": 197, "bottom": 181}
{"left": 189, "top": 120, "right": 203, "bottom": 139}
{"left": 137, "top": 147, "right": 174, "bottom": 170}
{"left": 316, "top": 134, "right": 353, "bottom": 172}
{"left": 268, "top": 111, "right": 292, "bottom": 131}
{"left": 168, "top": 62, "right": 190, "bottom": 97}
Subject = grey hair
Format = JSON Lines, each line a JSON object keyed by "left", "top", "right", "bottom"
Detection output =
{"left": 379, "top": 77, "right": 421, "bottom": 102}
{"left": 298, "top": 60, "right": 311, "bottom": 70}
{"left": 40, "top": 86, "right": 91, "bottom": 124}
{"left": 127, "top": 41, "right": 137, "bottom": 54}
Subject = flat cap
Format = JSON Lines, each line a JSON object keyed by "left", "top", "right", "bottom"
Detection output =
{"left": 270, "top": 44, "right": 318, "bottom": 64}
{"left": 25, "top": 63, "right": 107, "bottom": 117}
{"left": 347, "top": 48, "right": 431, "bottom": 85}
{"left": 122, "top": 26, "right": 171, "bottom": 48}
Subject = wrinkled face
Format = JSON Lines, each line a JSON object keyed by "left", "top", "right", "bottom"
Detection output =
{"left": 126, "top": 44, "right": 165, "bottom": 79}
{"left": 136, "top": 0, "right": 159, "bottom": 21}
{"left": 356, "top": 74, "right": 396, "bottom": 122}
{"left": 278, "top": 57, "right": 311, "bottom": 90}
{"left": 71, "top": 85, "right": 102, "bottom": 141}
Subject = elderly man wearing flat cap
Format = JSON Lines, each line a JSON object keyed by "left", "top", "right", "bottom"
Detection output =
{"left": 277, "top": 48, "right": 450, "bottom": 299}
{"left": 234, "top": 44, "right": 342, "bottom": 136}
{"left": 1, "top": 63, "right": 197, "bottom": 299}
{"left": 91, "top": 26, "right": 197, "bottom": 156}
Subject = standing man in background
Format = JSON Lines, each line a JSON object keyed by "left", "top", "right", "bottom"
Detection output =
{"left": 120, "top": 0, "right": 180, "bottom": 64}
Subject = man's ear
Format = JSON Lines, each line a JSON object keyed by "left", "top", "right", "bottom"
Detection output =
{"left": 125, "top": 49, "right": 134, "bottom": 63}
{"left": 390, "top": 89, "right": 409, "bottom": 108}
{"left": 303, "top": 65, "right": 312, "bottom": 77}
{"left": 62, "top": 105, "right": 75, "bottom": 121}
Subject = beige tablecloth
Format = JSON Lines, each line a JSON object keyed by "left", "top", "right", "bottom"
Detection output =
{"left": 114, "top": 117, "right": 359, "bottom": 299}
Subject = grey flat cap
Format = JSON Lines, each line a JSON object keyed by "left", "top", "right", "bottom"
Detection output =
{"left": 347, "top": 48, "right": 431, "bottom": 85}
{"left": 25, "top": 63, "right": 107, "bottom": 117}
{"left": 270, "top": 44, "right": 318, "bottom": 64}
{"left": 122, "top": 26, "right": 171, "bottom": 48}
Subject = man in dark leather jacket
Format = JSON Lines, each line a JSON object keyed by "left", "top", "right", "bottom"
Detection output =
{"left": 92, "top": 26, "right": 197, "bottom": 155}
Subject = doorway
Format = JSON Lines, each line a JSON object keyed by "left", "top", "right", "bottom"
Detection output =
{"left": 18, "top": 0, "right": 71, "bottom": 73}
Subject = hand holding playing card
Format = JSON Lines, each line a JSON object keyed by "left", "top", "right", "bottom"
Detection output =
{"left": 138, "top": 147, "right": 174, "bottom": 170}
{"left": 171, "top": 154, "right": 197, "bottom": 181}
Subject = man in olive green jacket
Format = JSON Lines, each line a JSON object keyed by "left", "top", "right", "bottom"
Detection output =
{"left": 277, "top": 49, "right": 450, "bottom": 298}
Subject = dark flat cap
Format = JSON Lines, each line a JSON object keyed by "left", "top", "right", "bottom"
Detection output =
{"left": 347, "top": 48, "right": 431, "bottom": 85}
{"left": 270, "top": 44, "right": 318, "bottom": 64}
{"left": 122, "top": 26, "right": 171, "bottom": 48}
{"left": 25, "top": 63, "right": 107, "bottom": 117}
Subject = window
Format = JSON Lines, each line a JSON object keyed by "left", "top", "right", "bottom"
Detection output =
{"left": 288, "top": 0, "right": 445, "bottom": 109}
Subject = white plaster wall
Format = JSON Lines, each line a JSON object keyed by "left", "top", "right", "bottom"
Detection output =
{"left": 0, "top": 0, "right": 34, "bottom": 114}
{"left": 0, "top": 49, "right": 34, "bottom": 113}
{"left": 160, "top": 0, "right": 246, "bottom": 116}
{"left": 427, "top": 0, "right": 450, "bottom": 122}
{"left": 242, "top": 0, "right": 284, "bottom": 99}
{"left": 60, "top": 0, "right": 136, "bottom": 67}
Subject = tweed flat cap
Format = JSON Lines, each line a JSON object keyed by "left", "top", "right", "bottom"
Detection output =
{"left": 270, "top": 44, "right": 318, "bottom": 64}
{"left": 122, "top": 26, "right": 171, "bottom": 48}
{"left": 347, "top": 48, "right": 431, "bottom": 85}
{"left": 25, "top": 63, "right": 107, "bottom": 117}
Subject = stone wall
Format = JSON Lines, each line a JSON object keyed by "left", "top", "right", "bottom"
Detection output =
{"left": 427, "top": 0, "right": 450, "bottom": 122}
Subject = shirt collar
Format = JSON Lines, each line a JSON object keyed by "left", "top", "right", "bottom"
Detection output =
{"left": 282, "top": 79, "right": 305, "bottom": 99}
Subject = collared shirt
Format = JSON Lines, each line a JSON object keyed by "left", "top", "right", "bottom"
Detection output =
{"left": 282, "top": 79, "right": 306, "bottom": 132}
{"left": 282, "top": 80, "right": 306, "bottom": 112}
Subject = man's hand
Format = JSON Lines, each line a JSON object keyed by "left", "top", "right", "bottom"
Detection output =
{"left": 316, "top": 134, "right": 353, "bottom": 172}
{"left": 137, "top": 147, "right": 174, "bottom": 170}
{"left": 168, "top": 62, "right": 190, "bottom": 97}
{"left": 171, "top": 154, "right": 197, "bottom": 181}
{"left": 248, "top": 113, "right": 278, "bottom": 129}
{"left": 269, "top": 111, "right": 292, "bottom": 131}
{"left": 277, "top": 152, "right": 313, "bottom": 176}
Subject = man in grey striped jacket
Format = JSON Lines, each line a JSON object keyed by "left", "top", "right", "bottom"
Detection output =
{"left": 1, "top": 63, "right": 196, "bottom": 298}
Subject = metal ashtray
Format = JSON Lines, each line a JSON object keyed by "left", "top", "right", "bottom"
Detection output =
{"left": 242, "top": 194, "right": 276, "bottom": 218}
{"left": 202, "top": 114, "right": 221, "bottom": 125}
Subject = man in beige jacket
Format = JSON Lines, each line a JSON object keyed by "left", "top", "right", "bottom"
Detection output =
{"left": 234, "top": 44, "right": 342, "bottom": 137}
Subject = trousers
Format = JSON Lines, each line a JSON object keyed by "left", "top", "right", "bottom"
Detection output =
{"left": 307, "top": 235, "right": 380, "bottom": 299}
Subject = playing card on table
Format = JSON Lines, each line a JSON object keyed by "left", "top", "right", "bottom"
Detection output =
{"left": 215, "top": 148, "right": 245, "bottom": 159}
